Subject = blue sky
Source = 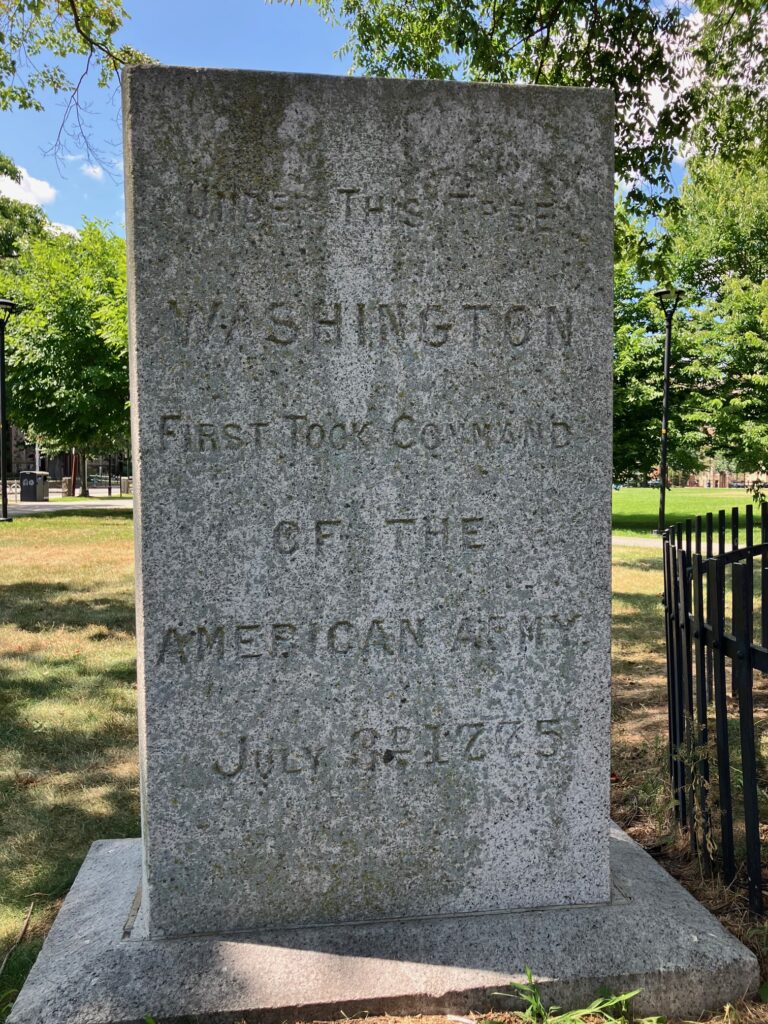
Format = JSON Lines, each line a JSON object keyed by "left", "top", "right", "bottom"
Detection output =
{"left": 0, "top": 2, "right": 686, "bottom": 231}
{"left": 0, "top": 0, "right": 350, "bottom": 232}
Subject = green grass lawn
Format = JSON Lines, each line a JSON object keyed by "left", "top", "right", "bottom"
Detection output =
{"left": 612, "top": 486, "right": 759, "bottom": 535}
{"left": 0, "top": 513, "right": 765, "bottom": 1022}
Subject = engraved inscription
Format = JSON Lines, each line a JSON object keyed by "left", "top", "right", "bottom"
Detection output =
{"left": 157, "top": 612, "right": 581, "bottom": 664}
{"left": 335, "top": 187, "right": 558, "bottom": 234}
{"left": 159, "top": 412, "right": 572, "bottom": 455}
{"left": 211, "top": 717, "right": 572, "bottom": 780}
{"left": 262, "top": 298, "right": 570, "bottom": 350}
{"left": 165, "top": 295, "right": 573, "bottom": 352}
{"left": 384, "top": 516, "right": 485, "bottom": 551}
{"left": 267, "top": 514, "right": 487, "bottom": 557}
{"left": 184, "top": 181, "right": 562, "bottom": 237}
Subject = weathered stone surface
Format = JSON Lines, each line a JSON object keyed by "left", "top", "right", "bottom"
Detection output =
{"left": 6, "top": 829, "right": 759, "bottom": 1024}
{"left": 123, "top": 67, "right": 615, "bottom": 937}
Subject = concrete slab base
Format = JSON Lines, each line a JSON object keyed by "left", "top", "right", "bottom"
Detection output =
{"left": 7, "top": 826, "right": 759, "bottom": 1024}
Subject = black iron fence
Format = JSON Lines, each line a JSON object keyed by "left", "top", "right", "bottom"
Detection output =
{"left": 663, "top": 506, "right": 768, "bottom": 914}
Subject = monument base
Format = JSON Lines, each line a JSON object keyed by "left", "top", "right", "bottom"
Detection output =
{"left": 8, "top": 826, "right": 758, "bottom": 1024}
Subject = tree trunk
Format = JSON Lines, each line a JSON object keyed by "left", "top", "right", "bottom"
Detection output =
{"left": 80, "top": 455, "right": 89, "bottom": 497}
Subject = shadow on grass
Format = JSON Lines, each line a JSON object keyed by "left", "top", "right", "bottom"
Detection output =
{"left": 13, "top": 509, "right": 133, "bottom": 520}
{"left": 612, "top": 590, "right": 665, "bottom": 646}
{"left": 612, "top": 510, "right": 663, "bottom": 534}
{"left": 0, "top": 675, "right": 139, "bottom": 1013}
{"left": 0, "top": 563, "right": 138, "bottom": 1018}
{"left": 613, "top": 507, "right": 733, "bottom": 535}
{"left": 0, "top": 582, "right": 135, "bottom": 635}
{"left": 612, "top": 556, "right": 665, "bottom": 574}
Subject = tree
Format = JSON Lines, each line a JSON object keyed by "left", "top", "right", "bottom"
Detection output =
{"left": 0, "top": 151, "right": 48, "bottom": 257}
{"left": 0, "top": 219, "right": 129, "bottom": 492}
{"left": 0, "top": 1, "right": 152, "bottom": 159}
{"left": 680, "top": 279, "right": 768, "bottom": 478}
{"left": 296, "top": 0, "right": 768, "bottom": 215}
{"left": 671, "top": 154, "right": 768, "bottom": 299}
{"left": 662, "top": 152, "right": 768, "bottom": 478}
{"left": 613, "top": 199, "right": 708, "bottom": 482}
{"left": 613, "top": 202, "right": 663, "bottom": 482}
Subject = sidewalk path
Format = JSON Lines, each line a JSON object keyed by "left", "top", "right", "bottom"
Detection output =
{"left": 612, "top": 534, "right": 663, "bottom": 548}
{"left": 6, "top": 499, "right": 133, "bottom": 516}
{"left": 8, "top": 503, "right": 664, "bottom": 546}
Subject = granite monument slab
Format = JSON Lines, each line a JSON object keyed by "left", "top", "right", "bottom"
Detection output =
{"left": 126, "top": 67, "right": 613, "bottom": 938}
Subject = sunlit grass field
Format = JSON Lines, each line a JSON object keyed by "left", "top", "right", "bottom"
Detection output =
{"left": 612, "top": 486, "right": 759, "bottom": 535}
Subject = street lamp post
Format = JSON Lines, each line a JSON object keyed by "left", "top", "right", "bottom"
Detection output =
{"left": 0, "top": 298, "right": 19, "bottom": 523}
{"left": 654, "top": 286, "right": 685, "bottom": 533}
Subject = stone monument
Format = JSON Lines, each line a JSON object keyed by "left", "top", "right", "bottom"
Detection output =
{"left": 8, "top": 68, "right": 758, "bottom": 1024}
{"left": 135, "top": 66, "right": 613, "bottom": 937}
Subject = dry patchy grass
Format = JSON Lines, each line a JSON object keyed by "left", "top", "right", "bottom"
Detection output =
{"left": 1, "top": 524, "right": 768, "bottom": 1024}
{"left": 612, "top": 546, "right": 768, "bottom": 1023}
{"left": 0, "top": 512, "right": 138, "bottom": 1015}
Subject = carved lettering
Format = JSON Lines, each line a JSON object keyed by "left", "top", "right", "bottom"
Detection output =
{"left": 214, "top": 736, "right": 248, "bottom": 778}
{"left": 362, "top": 619, "right": 395, "bottom": 656}
{"left": 159, "top": 627, "right": 195, "bottom": 664}
{"left": 377, "top": 304, "right": 405, "bottom": 345}
{"left": 313, "top": 303, "right": 342, "bottom": 345}
{"left": 384, "top": 515, "right": 485, "bottom": 553}
{"left": 162, "top": 297, "right": 573, "bottom": 352}
{"left": 274, "top": 521, "right": 300, "bottom": 555}
{"left": 211, "top": 718, "right": 574, "bottom": 780}
{"left": 267, "top": 303, "right": 298, "bottom": 345}
{"left": 197, "top": 626, "right": 224, "bottom": 661}
{"left": 458, "top": 722, "right": 486, "bottom": 761}
{"left": 162, "top": 612, "right": 581, "bottom": 664}
{"left": 157, "top": 410, "right": 573, "bottom": 459}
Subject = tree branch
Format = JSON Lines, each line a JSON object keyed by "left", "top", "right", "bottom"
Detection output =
{"left": 65, "top": 0, "right": 127, "bottom": 70}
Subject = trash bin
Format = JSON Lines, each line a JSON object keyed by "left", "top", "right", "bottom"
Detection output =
{"left": 19, "top": 470, "right": 50, "bottom": 501}
{"left": 61, "top": 477, "right": 74, "bottom": 497}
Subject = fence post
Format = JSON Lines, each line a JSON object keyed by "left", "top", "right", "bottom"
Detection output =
{"left": 665, "top": 539, "right": 687, "bottom": 824}
{"left": 691, "top": 554, "right": 712, "bottom": 872}
{"left": 708, "top": 557, "right": 736, "bottom": 885}
{"left": 663, "top": 536, "right": 675, "bottom": 806}
{"left": 732, "top": 560, "right": 764, "bottom": 914}
{"left": 676, "top": 546, "right": 696, "bottom": 848}
{"left": 665, "top": 537, "right": 686, "bottom": 822}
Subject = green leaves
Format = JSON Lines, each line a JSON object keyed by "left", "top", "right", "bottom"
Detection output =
{"left": 663, "top": 154, "right": 768, "bottom": 477}
{"left": 494, "top": 967, "right": 664, "bottom": 1024}
{"left": 0, "top": 150, "right": 48, "bottom": 258}
{"left": 297, "top": 0, "right": 768, "bottom": 216}
{"left": 0, "top": 1, "right": 153, "bottom": 156}
{"left": 0, "top": 219, "right": 129, "bottom": 455}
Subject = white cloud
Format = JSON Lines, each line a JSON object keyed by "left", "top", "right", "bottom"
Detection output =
{"left": 82, "top": 164, "right": 104, "bottom": 181}
{"left": 50, "top": 222, "right": 80, "bottom": 237}
{"left": 0, "top": 167, "right": 56, "bottom": 206}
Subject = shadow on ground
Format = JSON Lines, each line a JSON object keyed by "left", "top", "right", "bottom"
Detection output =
{"left": 0, "top": 581, "right": 135, "bottom": 634}
{"left": 0, "top": 525, "right": 139, "bottom": 1020}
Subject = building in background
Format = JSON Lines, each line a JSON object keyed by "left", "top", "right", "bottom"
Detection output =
{"left": 8, "top": 425, "right": 130, "bottom": 484}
